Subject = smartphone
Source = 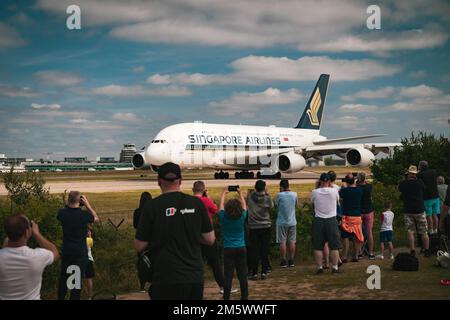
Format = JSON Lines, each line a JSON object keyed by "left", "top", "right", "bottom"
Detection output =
{"left": 228, "top": 185, "right": 239, "bottom": 192}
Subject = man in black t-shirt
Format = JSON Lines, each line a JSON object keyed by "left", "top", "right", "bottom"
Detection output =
{"left": 398, "top": 165, "right": 430, "bottom": 257}
{"left": 57, "top": 191, "right": 99, "bottom": 300}
{"left": 135, "top": 162, "right": 215, "bottom": 300}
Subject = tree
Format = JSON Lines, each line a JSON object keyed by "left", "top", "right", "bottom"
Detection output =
{"left": 371, "top": 132, "right": 450, "bottom": 186}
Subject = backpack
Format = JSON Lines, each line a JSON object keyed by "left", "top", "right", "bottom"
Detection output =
{"left": 392, "top": 252, "right": 419, "bottom": 271}
{"left": 429, "top": 233, "right": 441, "bottom": 255}
{"left": 436, "top": 251, "right": 450, "bottom": 269}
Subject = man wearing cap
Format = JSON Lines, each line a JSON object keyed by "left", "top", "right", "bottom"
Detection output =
{"left": 311, "top": 173, "right": 342, "bottom": 274}
{"left": 134, "top": 162, "right": 215, "bottom": 300}
{"left": 398, "top": 165, "right": 430, "bottom": 257}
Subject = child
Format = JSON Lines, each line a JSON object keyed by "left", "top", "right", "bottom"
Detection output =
{"left": 85, "top": 227, "right": 95, "bottom": 299}
{"left": 218, "top": 187, "right": 248, "bottom": 300}
{"left": 377, "top": 201, "right": 395, "bottom": 260}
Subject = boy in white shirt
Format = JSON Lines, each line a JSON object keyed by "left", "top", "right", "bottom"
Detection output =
{"left": 377, "top": 201, "right": 395, "bottom": 260}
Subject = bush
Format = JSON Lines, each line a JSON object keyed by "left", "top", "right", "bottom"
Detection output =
{"left": 372, "top": 132, "right": 450, "bottom": 186}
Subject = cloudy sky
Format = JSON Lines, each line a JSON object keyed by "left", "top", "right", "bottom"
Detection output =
{"left": 0, "top": 0, "right": 449, "bottom": 160}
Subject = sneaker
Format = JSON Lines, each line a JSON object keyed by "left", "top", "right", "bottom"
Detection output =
{"left": 248, "top": 274, "right": 258, "bottom": 281}
{"left": 288, "top": 259, "right": 295, "bottom": 267}
{"left": 424, "top": 249, "right": 431, "bottom": 257}
{"left": 316, "top": 268, "right": 324, "bottom": 275}
{"left": 410, "top": 250, "right": 416, "bottom": 256}
{"left": 375, "top": 254, "right": 384, "bottom": 260}
{"left": 440, "top": 278, "right": 450, "bottom": 286}
{"left": 267, "top": 266, "right": 272, "bottom": 273}
{"left": 357, "top": 254, "right": 363, "bottom": 259}
{"left": 331, "top": 268, "right": 341, "bottom": 274}
{"left": 280, "top": 259, "right": 288, "bottom": 268}
{"left": 389, "top": 254, "right": 395, "bottom": 260}
{"left": 220, "top": 287, "right": 239, "bottom": 294}
{"left": 368, "top": 254, "right": 375, "bottom": 260}
{"left": 261, "top": 273, "right": 268, "bottom": 280}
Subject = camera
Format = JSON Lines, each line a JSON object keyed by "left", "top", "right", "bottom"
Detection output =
{"left": 228, "top": 185, "right": 239, "bottom": 192}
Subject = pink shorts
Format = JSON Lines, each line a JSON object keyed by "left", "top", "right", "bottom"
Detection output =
{"left": 361, "top": 212, "right": 374, "bottom": 233}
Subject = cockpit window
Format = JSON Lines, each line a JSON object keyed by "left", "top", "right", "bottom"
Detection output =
{"left": 151, "top": 140, "right": 167, "bottom": 144}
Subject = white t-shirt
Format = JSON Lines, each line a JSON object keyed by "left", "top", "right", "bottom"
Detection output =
{"left": 380, "top": 210, "right": 394, "bottom": 232}
{"left": 311, "top": 187, "right": 340, "bottom": 219}
{"left": 0, "top": 246, "right": 54, "bottom": 300}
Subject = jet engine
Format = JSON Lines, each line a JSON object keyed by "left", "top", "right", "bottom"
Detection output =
{"left": 132, "top": 152, "right": 152, "bottom": 170}
{"left": 277, "top": 152, "right": 306, "bottom": 173}
{"left": 345, "top": 148, "right": 375, "bottom": 167}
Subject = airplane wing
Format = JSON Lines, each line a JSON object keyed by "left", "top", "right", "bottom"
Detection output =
{"left": 303, "top": 143, "right": 401, "bottom": 159}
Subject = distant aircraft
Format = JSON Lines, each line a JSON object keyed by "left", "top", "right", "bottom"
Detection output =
{"left": 133, "top": 74, "right": 399, "bottom": 179}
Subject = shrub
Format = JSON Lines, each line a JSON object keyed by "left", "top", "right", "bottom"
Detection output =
{"left": 371, "top": 132, "right": 450, "bottom": 186}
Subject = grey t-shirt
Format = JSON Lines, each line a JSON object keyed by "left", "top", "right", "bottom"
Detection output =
{"left": 247, "top": 191, "right": 273, "bottom": 229}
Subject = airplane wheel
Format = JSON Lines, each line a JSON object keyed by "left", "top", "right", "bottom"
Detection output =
{"left": 256, "top": 172, "right": 261, "bottom": 178}
{"left": 214, "top": 172, "right": 219, "bottom": 179}
{"left": 275, "top": 172, "right": 282, "bottom": 179}
{"left": 224, "top": 172, "right": 229, "bottom": 179}
{"left": 250, "top": 172, "right": 255, "bottom": 179}
{"left": 235, "top": 172, "right": 240, "bottom": 179}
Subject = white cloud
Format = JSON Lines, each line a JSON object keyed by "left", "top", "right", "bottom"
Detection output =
{"left": 399, "top": 84, "right": 442, "bottom": 98}
{"left": 209, "top": 88, "right": 302, "bottom": 117}
{"left": 298, "top": 27, "right": 448, "bottom": 52}
{"left": 31, "top": 103, "right": 61, "bottom": 110}
{"left": 131, "top": 65, "right": 145, "bottom": 73}
{"left": 112, "top": 112, "right": 140, "bottom": 122}
{"left": 341, "top": 87, "right": 395, "bottom": 102}
{"left": 0, "top": 22, "right": 26, "bottom": 51}
{"left": 88, "top": 84, "right": 192, "bottom": 97}
{"left": 338, "top": 104, "right": 379, "bottom": 112}
{"left": 70, "top": 118, "right": 89, "bottom": 124}
{"left": 34, "top": 70, "right": 85, "bottom": 86}
{"left": 149, "top": 55, "right": 400, "bottom": 86}
{"left": 0, "top": 85, "right": 40, "bottom": 98}
{"left": 36, "top": 0, "right": 450, "bottom": 53}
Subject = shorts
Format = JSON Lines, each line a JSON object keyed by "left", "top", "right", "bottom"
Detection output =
{"left": 404, "top": 213, "right": 428, "bottom": 235}
{"left": 312, "top": 217, "right": 342, "bottom": 251}
{"left": 85, "top": 260, "right": 95, "bottom": 278}
{"left": 424, "top": 198, "right": 440, "bottom": 216}
{"left": 380, "top": 230, "right": 393, "bottom": 243}
{"left": 276, "top": 225, "right": 296, "bottom": 243}
{"left": 361, "top": 212, "right": 374, "bottom": 233}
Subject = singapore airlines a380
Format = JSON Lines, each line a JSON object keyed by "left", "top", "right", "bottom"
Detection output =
{"left": 132, "top": 74, "right": 399, "bottom": 179}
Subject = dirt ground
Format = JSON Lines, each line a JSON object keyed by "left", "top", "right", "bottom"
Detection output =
{"left": 116, "top": 251, "right": 450, "bottom": 300}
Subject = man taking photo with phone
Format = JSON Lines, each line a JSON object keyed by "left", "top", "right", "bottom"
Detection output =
{"left": 57, "top": 191, "right": 99, "bottom": 300}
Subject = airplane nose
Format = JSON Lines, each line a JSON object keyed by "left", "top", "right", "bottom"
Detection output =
{"left": 146, "top": 143, "right": 171, "bottom": 166}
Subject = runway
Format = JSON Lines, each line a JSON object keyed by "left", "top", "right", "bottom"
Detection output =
{"left": 0, "top": 171, "right": 325, "bottom": 195}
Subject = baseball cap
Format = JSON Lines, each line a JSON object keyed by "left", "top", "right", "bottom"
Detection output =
{"left": 408, "top": 165, "right": 418, "bottom": 174}
{"left": 158, "top": 162, "right": 182, "bottom": 181}
{"left": 319, "top": 173, "right": 330, "bottom": 182}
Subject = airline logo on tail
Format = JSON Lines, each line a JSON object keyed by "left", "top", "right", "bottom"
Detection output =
{"left": 295, "top": 74, "right": 329, "bottom": 131}
{"left": 306, "top": 88, "right": 321, "bottom": 126}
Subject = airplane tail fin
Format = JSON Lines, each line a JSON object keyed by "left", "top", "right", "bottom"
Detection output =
{"left": 295, "top": 74, "right": 330, "bottom": 131}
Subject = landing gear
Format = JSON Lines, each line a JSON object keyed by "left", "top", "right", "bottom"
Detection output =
{"left": 235, "top": 171, "right": 255, "bottom": 179}
{"left": 214, "top": 171, "right": 229, "bottom": 179}
{"left": 257, "top": 171, "right": 282, "bottom": 179}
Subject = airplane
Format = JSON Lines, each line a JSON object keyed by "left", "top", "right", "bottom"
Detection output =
{"left": 132, "top": 74, "right": 400, "bottom": 179}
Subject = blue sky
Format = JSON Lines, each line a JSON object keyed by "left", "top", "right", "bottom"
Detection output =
{"left": 0, "top": 0, "right": 449, "bottom": 160}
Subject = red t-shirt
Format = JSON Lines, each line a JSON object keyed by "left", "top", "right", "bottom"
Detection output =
{"left": 195, "top": 195, "right": 218, "bottom": 226}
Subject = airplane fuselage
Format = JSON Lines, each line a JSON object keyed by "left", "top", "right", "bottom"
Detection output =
{"left": 144, "top": 122, "right": 325, "bottom": 170}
